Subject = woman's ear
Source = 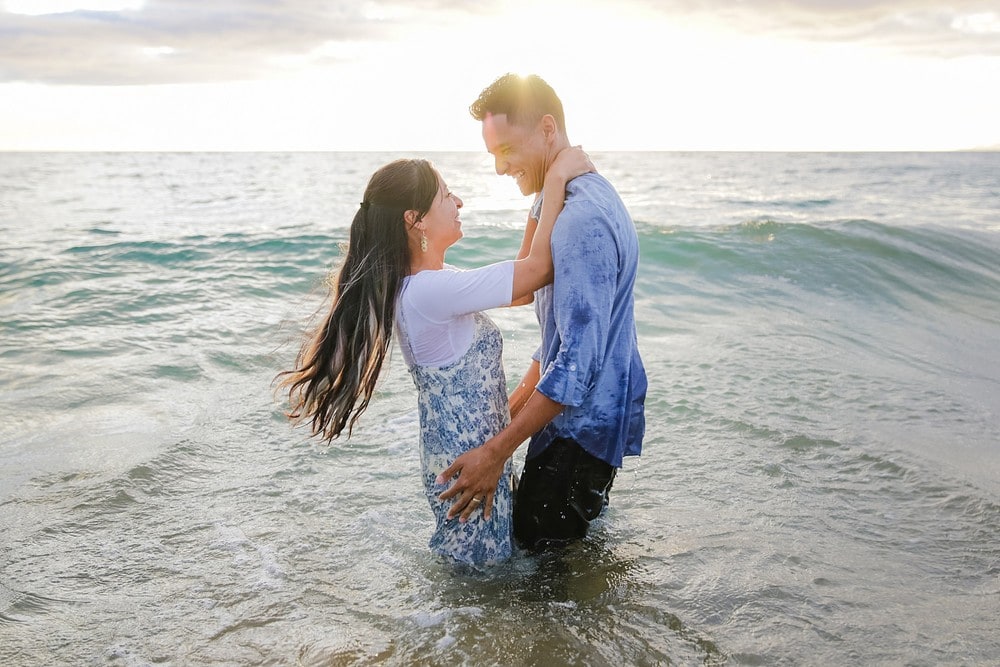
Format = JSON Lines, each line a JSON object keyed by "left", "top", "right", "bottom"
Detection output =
{"left": 404, "top": 210, "right": 419, "bottom": 227}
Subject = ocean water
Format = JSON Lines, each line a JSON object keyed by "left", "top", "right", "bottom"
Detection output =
{"left": 1, "top": 151, "right": 998, "bottom": 665}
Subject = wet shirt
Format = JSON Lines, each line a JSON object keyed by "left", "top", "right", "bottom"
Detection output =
{"left": 528, "top": 173, "right": 647, "bottom": 467}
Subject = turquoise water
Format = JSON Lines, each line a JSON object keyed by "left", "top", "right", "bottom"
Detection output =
{"left": 1, "top": 151, "right": 999, "bottom": 664}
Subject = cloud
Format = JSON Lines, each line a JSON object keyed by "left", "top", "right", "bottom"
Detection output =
{"left": 1, "top": 0, "right": 997, "bottom": 87}
{"left": 0, "top": 0, "right": 468, "bottom": 85}
{"left": 637, "top": 0, "right": 1000, "bottom": 58}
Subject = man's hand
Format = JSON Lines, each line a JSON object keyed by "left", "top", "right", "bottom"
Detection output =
{"left": 438, "top": 390, "right": 564, "bottom": 523}
{"left": 436, "top": 444, "right": 507, "bottom": 522}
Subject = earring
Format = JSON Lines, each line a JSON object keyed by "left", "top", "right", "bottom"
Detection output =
{"left": 420, "top": 232, "right": 428, "bottom": 252}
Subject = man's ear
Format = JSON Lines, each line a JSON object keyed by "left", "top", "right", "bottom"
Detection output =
{"left": 540, "top": 114, "right": 558, "bottom": 142}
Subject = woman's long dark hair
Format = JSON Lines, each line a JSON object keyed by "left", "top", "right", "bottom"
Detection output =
{"left": 277, "top": 158, "right": 439, "bottom": 441}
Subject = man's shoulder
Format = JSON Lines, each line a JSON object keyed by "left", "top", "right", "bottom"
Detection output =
{"left": 567, "top": 171, "right": 615, "bottom": 196}
{"left": 563, "top": 173, "right": 629, "bottom": 221}
{"left": 531, "top": 173, "right": 621, "bottom": 220}
{"left": 568, "top": 172, "right": 625, "bottom": 205}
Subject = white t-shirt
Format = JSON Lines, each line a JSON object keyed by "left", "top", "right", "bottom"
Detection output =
{"left": 396, "top": 260, "right": 515, "bottom": 367}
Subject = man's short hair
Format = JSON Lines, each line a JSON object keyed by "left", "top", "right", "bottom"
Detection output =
{"left": 469, "top": 73, "right": 566, "bottom": 133}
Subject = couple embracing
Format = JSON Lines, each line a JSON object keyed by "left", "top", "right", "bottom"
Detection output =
{"left": 279, "top": 73, "right": 647, "bottom": 567}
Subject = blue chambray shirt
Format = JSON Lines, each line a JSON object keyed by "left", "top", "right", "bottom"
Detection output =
{"left": 527, "top": 172, "right": 647, "bottom": 468}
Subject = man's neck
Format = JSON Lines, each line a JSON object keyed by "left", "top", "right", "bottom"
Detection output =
{"left": 538, "top": 136, "right": 572, "bottom": 194}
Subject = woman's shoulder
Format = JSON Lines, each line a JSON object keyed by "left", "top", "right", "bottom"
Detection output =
{"left": 408, "top": 263, "right": 498, "bottom": 285}
{"left": 408, "top": 264, "right": 461, "bottom": 278}
{"left": 402, "top": 261, "right": 514, "bottom": 316}
{"left": 402, "top": 266, "right": 460, "bottom": 302}
{"left": 404, "top": 265, "right": 458, "bottom": 290}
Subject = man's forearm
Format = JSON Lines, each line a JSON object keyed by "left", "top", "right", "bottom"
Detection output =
{"left": 487, "top": 389, "right": 563, "bottom": 460}
{"left": 509, "top": 360, "right": 541, "bottom": 420}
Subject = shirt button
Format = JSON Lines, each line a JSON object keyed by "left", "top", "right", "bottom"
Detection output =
{"left": 569, "top": 364, "right": 577, "bottom": 371}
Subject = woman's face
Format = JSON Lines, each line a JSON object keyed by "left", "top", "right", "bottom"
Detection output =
{"left": 420, "top": 171, "right": 464, "bottom": 250}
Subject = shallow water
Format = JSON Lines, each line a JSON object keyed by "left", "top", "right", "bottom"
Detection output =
{"left": 1, "top": 151, "right": 998, "bottom": 664}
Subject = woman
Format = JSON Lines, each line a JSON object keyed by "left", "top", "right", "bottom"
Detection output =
{"left": 278, "top": 148, "right": 592, "bottom": 566}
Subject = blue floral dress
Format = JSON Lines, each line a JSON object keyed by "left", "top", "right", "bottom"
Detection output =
{"left": 398, "top": 311, "right": 514, "bottom": 566}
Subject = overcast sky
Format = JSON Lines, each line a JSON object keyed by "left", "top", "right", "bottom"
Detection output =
{"left": 2, "top": 0, "right": 998, "bottom": 150}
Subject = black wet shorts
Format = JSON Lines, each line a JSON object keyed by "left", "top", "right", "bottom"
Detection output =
{"left": 512, "top": 437, "right": 617, "bottom": 550}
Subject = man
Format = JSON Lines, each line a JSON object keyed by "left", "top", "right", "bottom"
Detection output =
{"left": 437, "top": 73, "right": 647, "bottom": 550}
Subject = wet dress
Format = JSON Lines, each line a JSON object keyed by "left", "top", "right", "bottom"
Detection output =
{"left": 395, "top": 262, "right": 515, "bottom": 566}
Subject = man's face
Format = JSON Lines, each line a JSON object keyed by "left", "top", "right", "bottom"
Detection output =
{"left": 481, "top": 113, "right": 548, "bottom": 196}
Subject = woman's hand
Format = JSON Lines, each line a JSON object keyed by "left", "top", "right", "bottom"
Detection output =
{"left": 546, "top": 145, "right": 595, "bottom": 185}
{"left": 509, "top": 146, "right": 595, "bottom": 300}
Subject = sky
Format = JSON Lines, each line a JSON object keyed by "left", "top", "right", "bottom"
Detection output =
{"left": 1, "top": 0, "right": 999, "bottom": 151}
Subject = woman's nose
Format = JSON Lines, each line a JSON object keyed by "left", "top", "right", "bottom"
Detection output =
{"left": 453, "top": 194, "right": 463, "bottom": 208}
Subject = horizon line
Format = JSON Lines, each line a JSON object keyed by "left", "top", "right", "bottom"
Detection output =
{"left": 2, "top": 147, "right": 999, "bottom": 154}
